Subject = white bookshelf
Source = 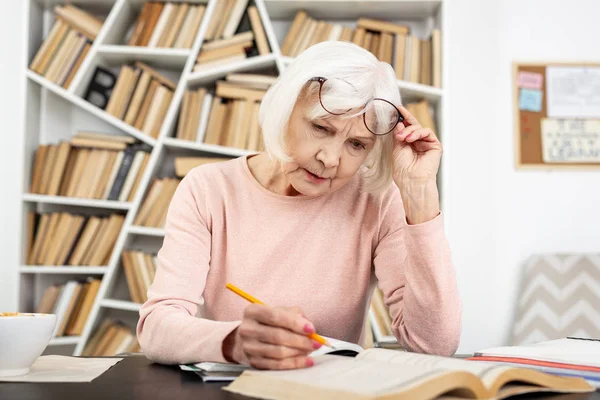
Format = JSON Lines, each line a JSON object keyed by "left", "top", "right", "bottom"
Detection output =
{"left": 22, "top": 193, "right": 133, "bottom": 210}
{"left": 20, "top": 266, "right": 109, "bottom": 274}
{"left": 19, "top": 0, "right": 445, "bottom": 355}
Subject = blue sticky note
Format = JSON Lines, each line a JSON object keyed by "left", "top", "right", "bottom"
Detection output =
{"left": 519, "top": 88, "right": 543, "bottom": 112}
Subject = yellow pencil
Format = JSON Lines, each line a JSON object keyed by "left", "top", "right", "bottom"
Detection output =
{"left": 226, "top": 283, "right": 334, "bottom": 348}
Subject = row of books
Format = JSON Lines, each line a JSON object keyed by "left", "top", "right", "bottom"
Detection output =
{"left": 29, "top": 4, "right": 103, "bottom": 88}
{"left": 26, "top": 212, "right": 125, "bottom": 266}
{"left": 201, "top": 77, "right": 270, "bottom": 150}
{"left": 204, "top": 0, "right": 250, "bottom": 41}
{"left": 82, "top": 318, "right": 140, "bottom": 356}
{"left": 281, "top": 11, "right": 442, "bottom": 87}
{"left": 176, "top": 86, "right": 210, "bottom": 141}
{"left": 30, "top": 133, "right": 150, "bottom": 202}
{"left": 194, "top": 3, "right": 270, "bottom": 72}
{"left": 122, "top": 250, "right": 157, "bottom": 304}
{"left": 133, "top": 177, "right": 181, "bottom": 228}
{"left": 127, "top": 2, "right": 205, "bottom": 48}
{"left": 105, "top": 62, "right": 176, "bottom": 138}
{"left": 397, "top": 31, "right": 441, "bottom": 87}
{"left": 204, "top": 97, "right": 263, "bottom": 151}
{"left": 36, "top": 279, "right": 101, "bottom": 337}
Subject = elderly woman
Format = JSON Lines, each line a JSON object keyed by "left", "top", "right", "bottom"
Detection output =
{"left": 137, "top": 41, "right": 461, "bottom": 370}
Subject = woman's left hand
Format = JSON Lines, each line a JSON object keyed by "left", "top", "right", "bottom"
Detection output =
{"left": 392, "top": 105, "right": 442, "bottom": 184}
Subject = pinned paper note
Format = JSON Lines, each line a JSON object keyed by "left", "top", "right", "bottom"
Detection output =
{"left": 541, "top": 118, "right": 600, "bottom": 163}
{"left": 519, "top": 88, "right": 543, "bottom": 112}
{"left": 546, "top": 66, "right": 600, "bottom": 118}
{"left": 517, "top": 71, "right": 543, "bottom": 89}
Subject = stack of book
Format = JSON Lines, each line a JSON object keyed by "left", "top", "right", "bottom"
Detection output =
{"left": 105, "top": 62, "right": 176, "bottom": 138}
{"left": 127, "top": 2, "right": 206, "bottom": 48}
{"left": 174, "top": 156, "right": 231, "bottom": 177}
{"left": 194, "top": 2, "right": 270, "bottom": 72}
{"left": 36, "top": 278, "right": 102, "bottom": 337}
{"left": 26, "top": 212, "right": 125, "bottom": 266}
{"left": 29, "top": 4, "right": 103, "bottom": 88}
{"left": 176, "top": 73, "right": 275, "bottom": 146}
{"left": 280, "top": 10, "right": 354, "bottom": 57}
{"left": 82, "top": 318, "right": 140, "bottom": 356}
{"left": 121, "top": 250, "right": 157, "bottom": 304}
{"left": 133, "top": 177, "right": 181, "bottom": 228}
{"left": 470, "top": 338, "right": 600, "bottom": 388}
{"left": 29, "top": 133, "right": 150, "bottom": 202}
{"left": 281, "top": 11, "right": 442, "bottom": 87}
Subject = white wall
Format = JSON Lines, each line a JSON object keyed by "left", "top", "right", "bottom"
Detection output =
{"left": 0, "top": 2, "right": 26, "bottom": 311}
{"left": 448, "top": 0, "right": 600, "bottom": 354}
{"left": 1, "top": 0, "right": 598, "bottom": 353}
{"left": 444, "top": 0, "right": 502, "bottom": 353}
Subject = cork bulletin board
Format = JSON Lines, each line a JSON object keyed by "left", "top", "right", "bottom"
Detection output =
{"left": 514, "top": 62, "right": 600, "bottom": 169}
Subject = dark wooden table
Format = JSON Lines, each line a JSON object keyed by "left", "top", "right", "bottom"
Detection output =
{"left": 0, "top": 355, "right": 598, "bottom": 400}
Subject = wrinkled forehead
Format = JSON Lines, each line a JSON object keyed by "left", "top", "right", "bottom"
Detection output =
{"left": 301, "top": 103, "right": 374, "bottom": 138}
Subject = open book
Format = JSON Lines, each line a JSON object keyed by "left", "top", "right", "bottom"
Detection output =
{"left": 180, "top": 337, "right": 364, "bottom": 382}
{"left": 223, "top": 347, "right": 595, "bottom": 399}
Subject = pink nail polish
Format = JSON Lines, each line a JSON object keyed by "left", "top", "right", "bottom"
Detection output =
{"left": 313, "top": 341, "right": 322, "bottom": 349}
{"left": 306, "top": 358, "right": 314, "bottom": 367}
{"left": 405, "top": 133, "right": 412, "bottom": 140}
{"left": 303, "top": 323, "right": 315, "bottom": 334}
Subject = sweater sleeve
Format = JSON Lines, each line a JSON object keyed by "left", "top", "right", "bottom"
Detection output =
{"left": 372, "top": 188, "right": 462, "bottom": 356}
{"left": 136, "top": 169, "right": 241, "bottom": 365}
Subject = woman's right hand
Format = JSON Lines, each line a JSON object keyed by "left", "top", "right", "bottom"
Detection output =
{"left": 222, "top": 304, "right": 321, "bottom": 370}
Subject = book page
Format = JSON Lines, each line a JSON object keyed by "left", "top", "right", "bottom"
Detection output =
{"left": 309, "top": 336, "right": 364, "bottom": 357}
{"left": 357, "top": 348, "right": 510, "bottom": 390}
{"left": 226, "top": 355, "right": 462, "bottom": 398}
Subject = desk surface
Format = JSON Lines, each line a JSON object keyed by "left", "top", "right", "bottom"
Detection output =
{"left": 0, "top": 355, "right": 598, "bottom": 400}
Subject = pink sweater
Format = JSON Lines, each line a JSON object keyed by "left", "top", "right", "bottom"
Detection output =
{"left": 136, "top": 156, "right": 462, "bottom": 364}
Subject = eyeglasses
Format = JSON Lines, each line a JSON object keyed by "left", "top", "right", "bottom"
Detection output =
{"left": 308, "top": 77, "right": 404, "bottom": 135}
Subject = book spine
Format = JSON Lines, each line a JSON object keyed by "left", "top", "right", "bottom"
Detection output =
{"left": 107, "top": 147, "right": 136, "bottom": 201}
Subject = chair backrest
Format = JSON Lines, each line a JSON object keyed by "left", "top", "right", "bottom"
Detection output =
{"left": 511, "top": 254, "right": 600, "bottom": 345}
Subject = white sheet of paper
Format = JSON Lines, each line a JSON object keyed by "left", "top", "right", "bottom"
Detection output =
{"left": 546, "top": 66, "right": 600, "bottom": 118}
{"left": 541, "top": 118, "right": 600, "bottom": 162}
{"left": 0, "top": 356, "right": 122, "bottom": 382}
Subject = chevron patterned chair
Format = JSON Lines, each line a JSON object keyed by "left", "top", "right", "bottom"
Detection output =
{"left": 510, "top": 253, "right": 600, "bottom": 345}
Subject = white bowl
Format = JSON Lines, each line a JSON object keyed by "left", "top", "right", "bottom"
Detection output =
{"left": 0, "top": 313, "right": 57, "bottom": 377}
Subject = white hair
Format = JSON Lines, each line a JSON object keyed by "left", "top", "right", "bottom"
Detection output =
{"left": 258, "top": 41, "right": 401, "bottom": 194}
